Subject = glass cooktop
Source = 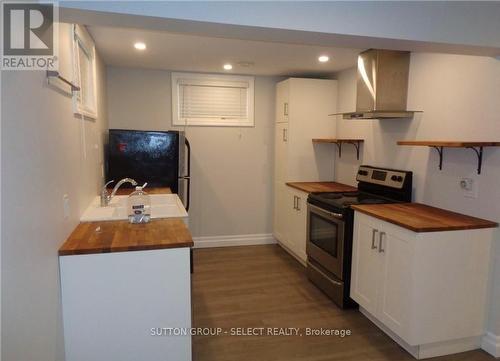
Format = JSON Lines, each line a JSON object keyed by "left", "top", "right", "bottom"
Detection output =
{"left": 308, "top": 191, "right": 396, "bottom": 211}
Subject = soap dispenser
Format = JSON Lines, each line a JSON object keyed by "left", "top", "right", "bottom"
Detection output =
{"left": 127, "top": 183, "right": 151, "bottom": 224}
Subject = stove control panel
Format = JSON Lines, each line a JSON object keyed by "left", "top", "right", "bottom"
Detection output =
{"left": 356, "top": 166, "right": 408, "bottom": 189}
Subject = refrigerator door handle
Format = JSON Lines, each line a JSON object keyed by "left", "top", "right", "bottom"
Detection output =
{"left": 183, "top": 138, "right": 191, "bottom": 211}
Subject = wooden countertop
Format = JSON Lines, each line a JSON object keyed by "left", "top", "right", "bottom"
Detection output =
{"left": 107, "top": 187, "right": 171, "bottom": 195}
{"left": 352, "top": 203, "right": 498, "bottom": 233}
{"left": 59, "top": 218, "right": 193, "bottom": 256}
{"left": 286, "top": 181, "right": 357, "bottom": 193}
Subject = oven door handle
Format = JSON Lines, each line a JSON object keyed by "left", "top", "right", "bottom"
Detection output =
{"left": 308, "top": 203, "right": 344, "bottom": 220}
{"left": 308, "top": 262, "right": 343, "bottom": 286}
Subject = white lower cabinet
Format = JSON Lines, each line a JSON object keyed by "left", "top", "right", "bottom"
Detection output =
{"left": 287, "top": 187, "right": 308, "bottom": 261}
{"left": 273, "top": 185, "right": 307, "bottom": 264}
{"left": 351, "top": 211, "right": 494, "bottom": 359}
{"left": 60, "top": 248, "right": 192, "bottom": 361}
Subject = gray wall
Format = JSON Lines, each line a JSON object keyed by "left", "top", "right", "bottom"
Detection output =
{"left": 335, "top": 53, "right": 500, "bottom": 338}
{"left": 1, "top": 23, "right": 108, "bottom": 361}
{"left": 107, "top": 67, "right": 278, "bottom": 238}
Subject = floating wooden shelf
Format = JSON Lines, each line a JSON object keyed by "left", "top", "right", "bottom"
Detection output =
{"left": 397, "top": 141, "right": 500, "bottom": 147}
{"left": 312, "top": 139, "right": 364, "bottom": 160}
{"left": 397, "top": 141, "right": 500, "bottom": 174}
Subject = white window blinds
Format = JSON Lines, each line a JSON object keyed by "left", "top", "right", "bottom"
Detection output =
{"left": 172, "top": 73, "right": 254, "bottom": 127}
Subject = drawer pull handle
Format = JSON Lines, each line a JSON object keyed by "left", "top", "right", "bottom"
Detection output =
{"left": 379, "top": 232, "right": 386, "bottom": 253}
{"left": 371, "top": 229, "right": 378, "bottom": 249}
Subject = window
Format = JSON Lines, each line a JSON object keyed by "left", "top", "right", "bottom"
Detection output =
{"left": 172, "top": 72, "right": 254, "bottom": 127}
{"left": 72, "top": 25, "right": 97, "bottom": 119}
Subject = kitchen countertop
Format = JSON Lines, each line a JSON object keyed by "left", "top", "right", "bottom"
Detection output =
{"left": 351, "top": 203, "right": 498, "bottom": 232}
{"left": 59, "top": 218, "right": 193, "bottom": 256}
{"left": 286, "top": 181, "right": 357, "bottom": 193}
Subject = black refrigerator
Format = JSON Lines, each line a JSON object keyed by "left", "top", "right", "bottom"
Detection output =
{"left": 106, "top": 129, "right": 191, "bottom": 210}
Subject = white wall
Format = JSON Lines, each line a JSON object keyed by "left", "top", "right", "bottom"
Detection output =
{"left": 107, "top": 67, "right": 278, "bottom": 238}
{"left": 335, "top": 53, "right": 500, "bottom": 338}
{"left": 1, "top": 23, "right": 107, "bottom": 361}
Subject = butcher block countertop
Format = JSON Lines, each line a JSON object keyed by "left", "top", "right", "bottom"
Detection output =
{"left": 59, "top": 218, "right": 193, "bottom": 256}
{"left": 352, "top": 203, "right": 498, "bottom": 233}
{"left": 286, "top": 181, "right": 357, "bottom": 193}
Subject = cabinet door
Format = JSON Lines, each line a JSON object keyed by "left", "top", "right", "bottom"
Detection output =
{"left": 286, "top": 78, "right": 336, "bottom": 182}
{"left": 273, "top": 182, "right": 288, "bottom": 245}
{"left": 350, "top": 215, "right": 382, "bottom": 315}
{"left": 274, "top": 123, "right": 289, "bottom": 182}
{"left": 287, "top": 188, "right": 308, "bottom": 262}
{"left": 275, "top": 80, "right": 290, "bottom": 124}
{"left": 377, "top": 230, "right": 413, "bottom": 338}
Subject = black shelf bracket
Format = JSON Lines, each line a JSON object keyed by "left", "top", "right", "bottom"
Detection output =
{"left": 430, "top": 146, "right": 484, "bottom": 174}
{"left": 431, "top": 146, "right": 444, "bottom": 170}
{"left": 466, "top": 146, "right": 484, "bottom": 174}
{"left": 335, "top": 141, "right": 362, "bottom": 160}
{"left": 348, "top": 141, "right": 361, "bottom": 160}
{"left": 335, "top": 143, "right": 342, "bottom": 158}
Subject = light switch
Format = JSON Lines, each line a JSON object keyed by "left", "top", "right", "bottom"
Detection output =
{"left": 63, "top": 194, "right": 70, "bottom": 219}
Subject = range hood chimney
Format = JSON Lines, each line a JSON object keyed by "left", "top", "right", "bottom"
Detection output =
{"left": 333, "top": 49, "right": 421, "bottom": 119}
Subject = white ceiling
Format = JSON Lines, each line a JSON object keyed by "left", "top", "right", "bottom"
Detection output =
{"left": 88, "top": 26, "right": 362, "bottom": 76}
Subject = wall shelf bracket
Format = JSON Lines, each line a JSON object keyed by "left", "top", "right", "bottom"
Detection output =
{"left": 466, "top": 146, "right": 483, "bottom": 174}
{"left": 335, "top": 143, "right": 342, "bottom": 158}
{"left": 348, "top": 141, "right": 361, "bottom": 160}
{"left": 397, "top": 141, "right": 499, "bottom": 176}
{"left": 431, "top": 146, "right": 444, "bottom": 170}
{"left": 312, "top": 138, "right": 364, "bottom": 160}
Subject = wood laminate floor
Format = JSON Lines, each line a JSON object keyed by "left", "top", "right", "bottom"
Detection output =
{"left": 192, "top": 245, "right": 492, "bottom": 361}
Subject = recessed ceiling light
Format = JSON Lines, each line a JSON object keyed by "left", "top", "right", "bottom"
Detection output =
{"left": 134, "top": 42, "right": 146, "bottom": 50}
{"left": 318, "top": 55, "right": 330, "bottom": 63}
{"left": 223, "top": 64, "right": 233, "bottom": 70}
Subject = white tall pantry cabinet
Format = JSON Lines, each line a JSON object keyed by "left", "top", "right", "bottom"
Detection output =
{"left": 273, "top": 78, "right": 337, "bottom": 262}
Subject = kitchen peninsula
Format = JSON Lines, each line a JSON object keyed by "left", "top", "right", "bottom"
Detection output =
{"left": 59, "top": 207, "right": 193, "bottom": 361}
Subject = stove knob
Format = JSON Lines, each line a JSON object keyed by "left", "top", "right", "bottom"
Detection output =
{"left": 391, "top": 175, "right": 403, "bottom": 182}
{"left": 358, "top": 170, "right": 368, "bottom": 176}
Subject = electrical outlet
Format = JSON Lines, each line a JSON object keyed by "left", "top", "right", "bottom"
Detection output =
{"left": 460, "top": 178, "right": 478, "bottom": 198}
{"left": 63, "top": 194, "right": 70, "bottom": 219}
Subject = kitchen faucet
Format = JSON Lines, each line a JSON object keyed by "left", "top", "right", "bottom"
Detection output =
{"left": 100, "top": 178, "right": 138, "bottom": 207}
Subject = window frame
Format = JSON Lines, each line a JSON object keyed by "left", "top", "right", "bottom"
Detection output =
{"left": 72, "top": 24, "right": 98, "bottom": 119}
{"left": 171, "top": 72, "right": 255, "bottom": 127}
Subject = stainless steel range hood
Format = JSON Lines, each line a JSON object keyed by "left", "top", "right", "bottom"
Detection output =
{"left": 332, "top": 49, "right": 421, "bottom": 119}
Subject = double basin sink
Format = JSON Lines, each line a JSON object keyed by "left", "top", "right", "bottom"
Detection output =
{"left": 80, "top": 194, "right": 188, "bottom": 223}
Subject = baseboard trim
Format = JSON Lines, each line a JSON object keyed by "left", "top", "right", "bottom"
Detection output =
{"left": 193, "top": 233, "right": 277, "bottom": 248}
{"left": 482, "top": 332, "right": 500, "bottom": 358}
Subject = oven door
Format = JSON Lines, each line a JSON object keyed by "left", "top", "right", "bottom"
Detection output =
{"left": 306, "top": 203, "right": 345, "bottom": 280}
